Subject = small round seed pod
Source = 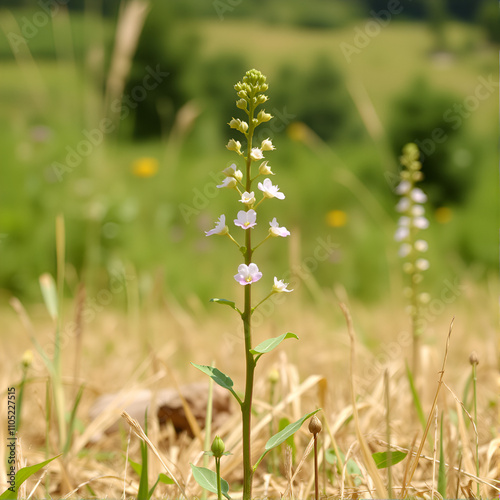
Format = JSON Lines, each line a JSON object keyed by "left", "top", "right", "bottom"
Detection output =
{"left": 469, "top": 351, "right": 479, "bottom": 366}
{"left": 308, "top": 415, "right": 322, "bottom": 435}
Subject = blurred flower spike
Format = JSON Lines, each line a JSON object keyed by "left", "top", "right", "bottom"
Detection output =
{"left": 132, "top": 157, "right": 159, "bottom": 178}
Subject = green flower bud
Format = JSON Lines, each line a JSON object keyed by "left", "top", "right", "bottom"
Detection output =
{"left": 22, "top": 349, "right": 33, "bottom": 369}
{"left": 211, "top": 435, "right": 225, "bottom": 458}
{"left": 236, "top": 99, "right": 247, "bottom": 110}
{"left": 257, "top": 110, "right": 272, "bottom": 123}
{"left": 237, "top": 90, "right": 247, "bottom": 99}
{"left": 256, "top": 95, "right": 268, "bottom": 105}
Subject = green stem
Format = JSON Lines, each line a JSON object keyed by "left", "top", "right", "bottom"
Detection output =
{"left": 241, "top": 100, "right": 256, "bottom": 500}
{"left": 215, "top": 458, "right": 222, "bottom": 500}
{"left": 252, "top": 292, "right": 274, "bottom": 313}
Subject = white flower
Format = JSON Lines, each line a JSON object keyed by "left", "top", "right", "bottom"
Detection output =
{"left": 259, "top": 161, "right": 275, "bottom": 176}
{"left": 394, "top": 226, "right": 409, "bottom": 242}
{"left": 234, "top": 210, "right": 257, "bottom": 230}
{"left": 205, "top": 215, "right": 228, "bottom": 236}
{"left": 250, "top": 148, "right": 264, "bottom": 161}
{"left": 414, "top": 239, "right": 428, "bottom": 252}
{"left": 239, "top": 191, "right": 256, "bottom": 206}
{"left": 398, "top": 243, "right": 412, "bottom": 257}
{"left": 261, "top": 138, "right": 275, "bottom": 151}
{"left": 413, "top": 216, "right": 429, "bottom": 229}
{"left": 415, "top": 258, "right": 430, "bottom": 271}
{"left": 217, "top": 177, "right": 237, "bottom": 189}
{"left": 272, "top": 277, "right": 293, "bottom": 293}
{"left": 234, "top": 263, "right": 263, "bottom": 285}
{"left": 258, "top": 178, "right": 285, "bottom": 200}
{"left": 395, "top": 180, "right": 411, "bottom": 195}
{"left": 410, "top": 188, "right": 427, "bottom": 203}
{"left": 269, "top": 218, "right": 290, "bottom": 237}
{"left": 396, "top": 197, "right": 410, "bottom": 213}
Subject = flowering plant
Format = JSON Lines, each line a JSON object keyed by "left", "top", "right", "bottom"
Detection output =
{"left": 192, "top": 69, "right": 318, "bottom": 500}
{"left": 394, "top": 143, "right": 430, "bottom": 375}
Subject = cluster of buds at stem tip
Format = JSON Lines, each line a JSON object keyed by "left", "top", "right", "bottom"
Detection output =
{"left": 394, "top": 143, "right": 430, "bottom": 307}
{"left": 205, "top": 69, "right": 292, "bottom": 299}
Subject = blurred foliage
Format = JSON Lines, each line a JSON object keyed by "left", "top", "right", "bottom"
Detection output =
{"left": 271, "top": 56, "right": 363, "bottom": 142}
{"left": 477, "top": 0, "right": 500, "bottom": 45}
{"left": 388, "top": 77, "right": 473, "bottom": 206}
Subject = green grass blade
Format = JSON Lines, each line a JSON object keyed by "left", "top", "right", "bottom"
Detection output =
{"left": 405, "top": 361, "right": 426, "bottom": 430}
{"left": 63, "top": 383, "right": 85, "bottom": 454}
{"left": 137, "top": 410, "right": 149, "bottom": 500}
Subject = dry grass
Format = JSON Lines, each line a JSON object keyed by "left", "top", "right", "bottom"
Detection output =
{"left": 0, "top": 277, "right": 498, "bottom": 499}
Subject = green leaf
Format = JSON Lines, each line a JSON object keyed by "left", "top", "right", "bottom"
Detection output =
{"left": 278, "top": 418, "right": 296, "bottom": 461}
{"left": 371, "top": 451, "right": 407, "bottom": 469}
{"left": 128, "top": 458, "right": 142, "bottom": 477}
{"left": 190, "top": 464, "right": 231, "bottom": 500}
{"left": 191, "top": 363, "right": 241, "bottom": 403}
{"left": 158, "top": 473, "right": 175, "bottom": 485}
{"left": 210, "top": 298, "right": 240, "bottom": 313}
{"left": 250, "top": 332, "right": 298, "bottom": 355}
{"left": 0, "top": 455, "right": 61, "bottom": 499}
{"left": 254, "top": 410, "right": 320, "bottom": 470}
{"left": 405, "top": 362, "right": 428, "bottom": 435}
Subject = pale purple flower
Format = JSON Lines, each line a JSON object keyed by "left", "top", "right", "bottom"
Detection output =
{"left": 250, "top": 148, "right": 264, "bottom": 161}
{"left": 394, "top": 226, "right": 409, "bottom": 242}
{"left": 272, "top": 277, "right": 293, "bottom": 293}
{"left": 410, "top": 188, "right": 427, "bottom": 203}
{"left": 234, "top": 210, "right": 257, "bottom": 229}
{"left": 258, "top": 178, "right": 285, "bottom": 200}
{"left": 395, "top": 180, "right": 411, "bottom": 195}
{"left": 205, "top": 215, "right": 228, "bottom": 236}
{"left": 234, "top": 263, "right": 262, "bottom": 285}
{"left": 269, "top": 218, "right": 290, "bottom": 237}
{"left": 413, "top": 216, "right": 429, "bottom": 229}
{"left": 239, "top": 191, "right": 256, "bottom": 206}
{"left": 217, "top": 177, "right": 237, "bottom": 189}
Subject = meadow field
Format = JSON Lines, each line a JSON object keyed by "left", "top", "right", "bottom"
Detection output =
{"left": 0, "top": 3, "right": 498, "bottom": 499}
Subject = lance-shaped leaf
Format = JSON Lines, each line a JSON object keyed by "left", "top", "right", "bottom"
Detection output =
{"left": 190, "top": 464, "right": 231, "bottom": 500}
{"left": 210, "top": 298, "right": 241, "bottom": 314}
{"left": 191, "top": 363, "right": 242, "bottom": 404}
{"left": 250, "top": 332, "right": 298, "bottom": 356}
{"left": 371, "top": 450, "right": 407, "bottom": 469}
{"left": 0, "top": 455, "right": 61, "bottom": 499}
{"left": 253, "top": 409, "right": 320, "bottom": 470}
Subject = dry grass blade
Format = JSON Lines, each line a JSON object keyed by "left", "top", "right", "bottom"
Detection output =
{"left": 121, "top": 410, "right": 187, "bottom": 498}
{"left": 61, "top": 475, "right": 128, "bottom": 499}
{"left": 402, "top": 317, "right": 454, "bottom": 494}
{"left": 340, "top": 302, "right": 388, "bottom": 499}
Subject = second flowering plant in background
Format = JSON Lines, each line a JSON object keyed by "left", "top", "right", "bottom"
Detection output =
{"left": 192, "top": 69, "right": 319, "bottom": 500}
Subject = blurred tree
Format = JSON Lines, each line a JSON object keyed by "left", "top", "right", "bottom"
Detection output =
{"left": 477, "top": 0, "right": 500, "bottom": 45}
{"left": 123, "top": 0, "right": 199, "bottom": 139}
{"left": 388, "top": 77, "right": 473, "bottom": 206}
{"left": 271, "top": 55, "right": 361, "bottom": 143}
